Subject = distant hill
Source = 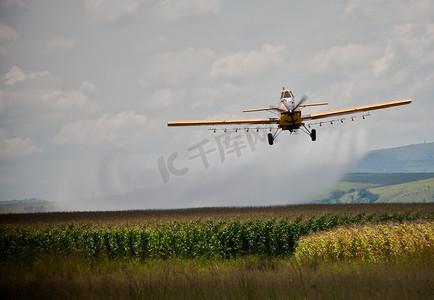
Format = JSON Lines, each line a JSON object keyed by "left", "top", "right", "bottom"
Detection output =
{"left": 351, "top": 142, "right": 434, "bottom": 173}
{"left": 0, "top": 198, "right": 53, "bottom": 213}
{"left": 313, "top": 142, "right": 434, "bottom": 204}
{"left": 0, "top": 198, "right": 45, "bottom": 206}
{"left": 311, "top": 173, "right": 434, "bottom": 204}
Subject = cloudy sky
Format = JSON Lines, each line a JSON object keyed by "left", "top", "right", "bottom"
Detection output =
{"left": 1, "top": 0, "right": 433, "bottom": 210}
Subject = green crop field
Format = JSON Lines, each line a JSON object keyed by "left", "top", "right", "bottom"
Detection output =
{"left": 1, "top": 203, "right": 433, "bottom": 299}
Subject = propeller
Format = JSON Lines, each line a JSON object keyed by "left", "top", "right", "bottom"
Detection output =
{"left": 284, "top": 94, "right": 308, "bottom": 114}
{"left": 293, "top": 95, "right": 308, "bottom": 111}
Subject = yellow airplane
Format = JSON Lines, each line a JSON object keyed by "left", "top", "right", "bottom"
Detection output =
{"left": 168, "top": 87, "right": 411, "bottom": 145}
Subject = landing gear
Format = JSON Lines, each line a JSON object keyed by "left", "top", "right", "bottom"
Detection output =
{"left": 310, "top": 129, "right": 316, "bottom": 141}
{"left": 267, "top": 127, "right": 316, "bottom": 144}
{"left": 300, "top": 124, "right": 317, "bottom": 141}
{"left": 268, "top": 133, "right": 274, "bottom": 145}
{"left": 268, "top": 128, "right": 282, "bottom": 145}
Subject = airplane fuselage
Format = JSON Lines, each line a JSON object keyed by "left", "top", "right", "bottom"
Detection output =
{"left": 279, "top": 111, "right": 302, "bottom": 131}
{"left": 280, "top": 88, "right": 295, "bottom": 113}
{"left": 278, "top": 88, "right": 302, "bottom": 131}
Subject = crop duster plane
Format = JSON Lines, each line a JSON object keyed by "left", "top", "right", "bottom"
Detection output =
{"left": 167, "top": 87, "right": 411, "bottom": 145}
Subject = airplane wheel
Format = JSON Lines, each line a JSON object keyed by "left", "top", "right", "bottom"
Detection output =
{"left": 311, "top": 129, "right": 316, "bottom": 141}
{"left": 268, "top": 133, "right": 274, "bottom": 145}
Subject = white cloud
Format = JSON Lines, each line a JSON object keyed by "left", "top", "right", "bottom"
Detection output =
{"left": 52, "top": 110, "right": 149, "bottom": 145}
{"left": 145, "top": 88, "right": 179, "bottom": 109}
{"left": 345, "top": 0, "right": 434, "bottom": 23}
{"left": 391, "top": 23, "right": 434, "bottom": 67}
{"left": 153, "top": 0, "right": 222, "bottom": 22}
{"left": 309, "top": 43, "right": 379, "bottom": 75}
{"left": 84, "top": 0, "right": 144, "bottom": 25}
{"left": 307, "top": 20, "right": 434, "bottom": 103}
{"left": 369, "top": 23, "right": 434, "bottom": 96}
{"left": 46, "top": 37, "right": 77, "bottom": 53}
{"left": 0, "top": 23, "right": 18, "bottom": 41}
{"left": 0, "top": 72, "right": 98, "bottom": 135}
{"left": 84, "top": 0, "right": 221, "bottom": 24}
{"left": 2, "top": 66, "right": 49, "bottom": 85}
{"left": 0, "top": 23, "right": 18, "bottom": 55}
{"left": 140, "top": 48, "right": 216, "bottom": 86}
{"left": 36, "top": 82, "right": 98, "bottom": 117}
{"left": 4, "top": 0, "right": 28, "bottom": 8}
{"left": 141, "top": 44, "right": 286, "bottom": 87}
{"left": 0, "top": 90, "right": 5, "bottom": 114}
{"left": 79, "top": 81, "right": 98, "bottom": 94}
{"left": 40, "top": 88, "right": 90, "bottom": 112}
{"left": 372, "top": 46, "right": 396, "bottom": 78}
{"left": 0, "top": 129, "right": 43, "bottom": 160}
{"left": 210, "top": 44, "right": 286, "bottom": 79}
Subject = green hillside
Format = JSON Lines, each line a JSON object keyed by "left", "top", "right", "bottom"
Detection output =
{"left": 372, "top": 178, "right": 434, "bottom": 203}
{"left": 313, "top": 173, "right": 434, "bottom": 204}
{"left": 314, "top": 142, "right": 434, "bottom": 204}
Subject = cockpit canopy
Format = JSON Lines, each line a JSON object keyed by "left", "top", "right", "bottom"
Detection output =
{"left": 281, "top": 89, "right": 294, "bottom": 99}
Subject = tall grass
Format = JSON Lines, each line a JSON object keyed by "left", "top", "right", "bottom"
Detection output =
{"left": 1, "top": 255, "right": 433, "bottom": 299}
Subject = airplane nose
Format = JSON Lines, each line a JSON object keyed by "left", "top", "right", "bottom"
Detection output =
{"left": 283, "top": 98, "right": 294, "bottom": 112}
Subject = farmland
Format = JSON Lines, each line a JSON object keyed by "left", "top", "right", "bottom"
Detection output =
{"left": 1, "top": 203, "right": 431, "bottom": 228}
{"left": 1, "top": 203, "right": 434, "bottom": 299}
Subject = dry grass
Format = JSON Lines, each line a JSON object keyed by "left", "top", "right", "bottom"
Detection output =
{"left": 1, "top": 256, "right": 433, "bottom": 299}
{"left": 295, "top": 222, "right": 434, "bottom": 263}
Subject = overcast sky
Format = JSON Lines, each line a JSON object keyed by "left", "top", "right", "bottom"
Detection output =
{"left": 1, "top": 0, "right": 433, "bottom": 210}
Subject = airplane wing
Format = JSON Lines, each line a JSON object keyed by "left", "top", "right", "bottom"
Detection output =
{"left": 167, "top": 118, "right": 279, "bottom": 126}
{"left": 243, "top": 107, "right": 281, "bottom": 113}
{"left": 298, "top": 102, "right": 328, "bottom": 108}
{"left": 302, "top": 99, "right": 411, "bottom": 121}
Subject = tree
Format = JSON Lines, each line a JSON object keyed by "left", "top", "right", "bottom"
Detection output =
{"left": 331, "top": 190, "right": 346, "bottom": 201}
{"left": 357, "top": 188, "right": 379, "bottom": 203}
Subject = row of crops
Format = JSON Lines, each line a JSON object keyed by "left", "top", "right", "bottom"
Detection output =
{"left": 295, "top": 222, "right": 434, "bottom": 263}
{"left": 1, "top": 212, "right": 431, "bottom": 262}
